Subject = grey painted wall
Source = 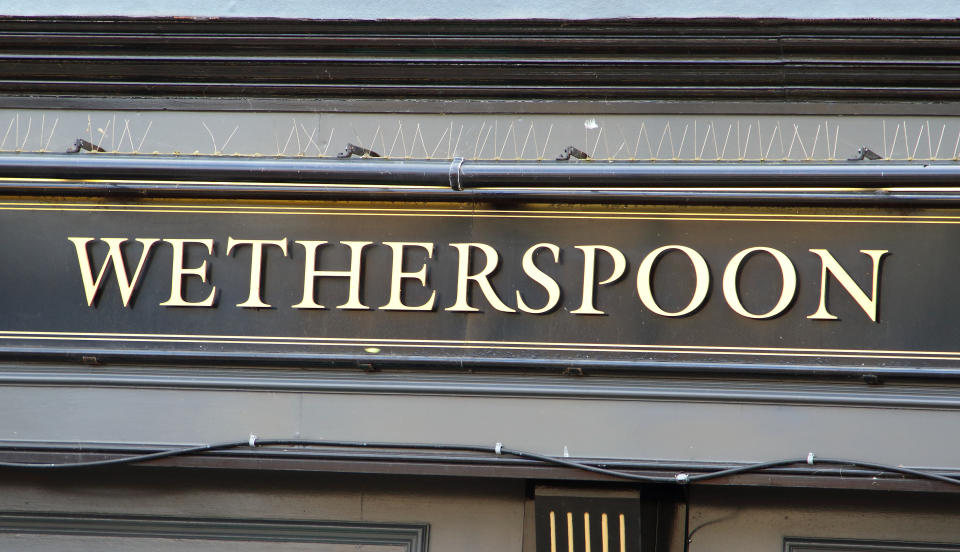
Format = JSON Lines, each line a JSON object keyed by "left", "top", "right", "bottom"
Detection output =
{"left": 686, "top": 486, "right": 960, "bottom": 551}
{"left": 4, "top": 370, "right": 960, "bottom": 468}
{"left": 2, "top": 470, "right": 960, "bottom": 552}
{"left": 1, "top": 0, "right": 959, "bottom": 20}
{"left": 0, "top": 471, "right": 528, "bottom": 552}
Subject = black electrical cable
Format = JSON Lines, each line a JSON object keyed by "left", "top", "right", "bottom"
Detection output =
{"left": 0, "top": 440, "right": 255, "bottom": 470}
{"left": 0, "top": 438, "right": 957, "bottom": 489}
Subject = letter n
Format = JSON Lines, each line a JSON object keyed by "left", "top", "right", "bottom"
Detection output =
{"left": 807, "top": 249, "right": 888, "bottom": 322}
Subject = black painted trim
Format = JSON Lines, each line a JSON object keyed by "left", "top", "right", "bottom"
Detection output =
{"left": 1, "top": 365, "right": 959, "bottom": 408}
{"left": 784, "top": 537, "right": 960, "bottom": 551}
{"left": 2, "top": 18, "right": 960, "bottom": 102}
{"left": 6, "top": 346, "right": 960, "bottom": 380}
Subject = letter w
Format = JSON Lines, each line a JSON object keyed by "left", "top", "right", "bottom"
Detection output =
{"left": 69, "top": 237, "right": 160, "bottom": 307}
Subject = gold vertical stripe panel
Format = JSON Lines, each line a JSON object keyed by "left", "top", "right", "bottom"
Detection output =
{"left": 619, "top": 514, "right": 626, "bottom": 552}
{"left": 602, "top": 513, "right": 609, "bottom": 552}
{"left": 567, "top": 512, "right": 574, "bottom": 552}
{"left": 550, "top": 511, "right": 557, "bottom": 552}
{"left": 584, "top": 512, "right": 591, "bottom": 552}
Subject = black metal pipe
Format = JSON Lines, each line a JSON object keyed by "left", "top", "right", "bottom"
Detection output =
{"left": 2, "top": 153, "right": 960, "bottom": 205}
{"left": 461, "top": 160, "right": 960, "bottom": 187}
{"left": 2, "top": 152, "right": 960, "bottom": 185}
{"left": 0, "top": 154, "right": 453, "bottom": 185}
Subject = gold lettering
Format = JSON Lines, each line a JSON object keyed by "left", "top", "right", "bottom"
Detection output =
{"left": 571, "top": 245, "right": 626, "bottom": 315}
{"left": 722, "top": 247, "right": 797, "bottom": 319}
{"left": 292, "top": 240, "right": 371, "bottom": 310}
{"left": 445, "top": 243, "right": 516, "bottom": 313}
{"left": 68, "top": 237, "right": 159, "bottom": 307}
{"left": 226, "top": 237, "right": 289, "bottom": 308}
{"left": 636, "top": 245, "right": 709, "bottom": 317}
{"left": 515, "top": 243, "right": 561, "bottom": 314}
{"left": 807, "top": 249, "right": 888, "bottom": 322}
{"left": 159, "top": 238, "right": 217, "bottom": 307}
{"left": 381, "top": 242, "right": 436, "bottom": 311}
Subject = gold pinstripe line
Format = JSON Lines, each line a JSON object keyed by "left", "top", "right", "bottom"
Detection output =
{"left": 0, "top": 198, "right": 960, "bottom": 219}
{"left": 0, "top": 203, "right": 958, "bottom": 224}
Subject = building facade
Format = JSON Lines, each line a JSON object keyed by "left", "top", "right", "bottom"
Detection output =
{"left": 1, "top": 10, "right": 960, "bottom": 552}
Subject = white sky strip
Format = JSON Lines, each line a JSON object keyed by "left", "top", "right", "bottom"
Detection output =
{"left": 3, "top": 0, "right": 960, "bottom": 19}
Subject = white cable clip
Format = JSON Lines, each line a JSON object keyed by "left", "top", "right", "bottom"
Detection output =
{"left": 807, "top": 452, "right": 816, "bottom": 465}
{"left": 494, "top": 442, "right": 503, "bottom": 456}
{"left": 248, "top": 434, "right": 258, "bottom": 448}
{"left": 675, "top": 472, "right": 689, "bottom": 484}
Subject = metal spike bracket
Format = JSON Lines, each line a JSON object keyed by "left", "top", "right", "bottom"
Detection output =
{"left": 337, "top": 143, "right": 381, "bottom": 159}
{"left": 847, "top": 146, "right": 883, "bottom": 161}
{"left": 556, "top": 146, "right": 590, "bottom": 161}
{"left": 65, "top": 138, "right": 106, "bottom": 153}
